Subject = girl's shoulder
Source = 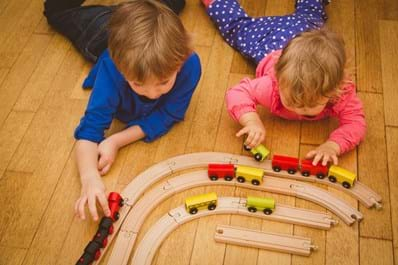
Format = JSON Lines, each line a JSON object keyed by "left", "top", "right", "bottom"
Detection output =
{"left": 255, "top": 50, "right": 283, "bottom": 78}
{"left": 329, "top": 79, "right": 359, "bottom": 114}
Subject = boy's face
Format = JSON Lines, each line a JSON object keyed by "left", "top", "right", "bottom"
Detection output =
{"left": 128, "top": 71, "right": 178, "bottom": 100}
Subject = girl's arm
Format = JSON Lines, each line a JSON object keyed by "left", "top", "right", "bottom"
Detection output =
{"left": 328, "top": 88, "right": 366, "bottom": 154}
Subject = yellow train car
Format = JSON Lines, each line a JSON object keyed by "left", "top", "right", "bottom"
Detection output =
{"left": 328, "top": 165, "right": 356, "bottom": 189}
{"left": 246, "top": 196, "right": 275, "bottom": 215}
{"left": 244, "top": 144, "right": 270, "bottom": 162}
{"left": 185, "top": 192, "right": 218, "bottom": 215}
{"left": 235, "top": 165, "right": 264, "bottom": 185}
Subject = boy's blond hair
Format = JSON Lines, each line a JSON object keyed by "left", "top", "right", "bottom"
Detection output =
{"left": 275, "top": 29, "right": 347, "bottom": 108}
{"left": 108, "top": 0, "right": 192, "bottom": 82}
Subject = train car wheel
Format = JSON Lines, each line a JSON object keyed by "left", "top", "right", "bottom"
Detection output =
{"left": 208, "top": 204, "right": 216, "bottom": 211}
{"left": 237, "top": 176, "right": 245, "bottom": 183}
{"left": 263, "top": 209, "right": 273, "bottom": 215}
{"left": 248, "top": 207, "right": 257, "bottom": 213}
{"left": 95, "top": 250, "right": 101, "bottom": 260}
{"left": 102, "top": 237, "right": 108, "bottom": 248}
{"left": 316, "top": 173, "right": 325, "bottom": 179}
{"left": 210, "top": 176, "right": 218, "bottom": 181}
{"left": 114, "top": 212, "right": 120, "bottom": 221}
{"left": 251, "top": 179, "right": 260, "bottom": 186}
{"left": 244, "top": 145, "right": 251, "bottom": 151}
{"left": 254, "top": 153, "right": 262, "bottom": 161}
{"left": 342, "top": 182, "right": 351, "bottom": 189}
{"left": 328, "top": 176, "right": 337, "bottom": 183}
{"left": 224, "top": 176, "right": 233, "bottom": 181}
{"left": 287, "top": 169, "right": 296, "bottom": 174}
{"left": 301, "top": 171, "right": 310, "bottom": 177}
{"left": 119, "top": 199, "right": 124, "bottom": 207}
{"left": 108, "top": 225, "right": 114, "bottom": 235}
{"left": 189, "top": 208, "right": 198, "bottom": 215}
{"left": 272, "top": 166, "right": 281, "bottom": 172}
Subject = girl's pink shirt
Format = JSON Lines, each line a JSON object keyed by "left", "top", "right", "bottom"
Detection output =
{"left": 226, "top": 50, "right": 366, "bottom": 154}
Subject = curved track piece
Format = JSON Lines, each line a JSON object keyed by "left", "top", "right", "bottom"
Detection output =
{"left": 109, "top": 171, "right": 339, "bottom": 265}
{"left": 131, "top": 198, "right": 318, "bottom": 265}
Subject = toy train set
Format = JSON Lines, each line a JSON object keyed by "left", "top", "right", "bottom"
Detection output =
{"left": 76, "top": 192, "right": 124, "bottom": 265}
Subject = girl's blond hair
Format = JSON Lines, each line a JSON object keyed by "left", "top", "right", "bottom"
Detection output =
{"left": 275, "top": 29, "right": 347, "bottom": 108}
{"left": 108, "top": 0, "right": 192, "bottom": 82}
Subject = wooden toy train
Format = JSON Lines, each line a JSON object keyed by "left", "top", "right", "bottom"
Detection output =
{"left": 76, "top": 192, "right": 124, "bottom": 265}
{"left": 211, "top": 144, "right": 357, "bottom": 189}
{"left": 185, "top": 192, "right": 275, "bottom": 215}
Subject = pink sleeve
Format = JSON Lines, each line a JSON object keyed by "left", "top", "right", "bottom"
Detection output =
{"left": 225, "top": 76, "right": 274, "bottom": 121}
{"left": 328, "top": 84, "right": 366, "bottom": 154}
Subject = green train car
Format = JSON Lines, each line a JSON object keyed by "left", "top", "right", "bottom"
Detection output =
{"left": 246, "top": 196, "right": 275, "bottom": 215}
{"left": 244, "top": 144, "right": 270, "bottom": 162}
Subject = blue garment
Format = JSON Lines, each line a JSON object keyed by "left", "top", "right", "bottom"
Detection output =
{"left": 74, "top": 50, "right": 201, "bottom": 143}
{"left": 207, "top": 0, "right": 327, "bottom": 64}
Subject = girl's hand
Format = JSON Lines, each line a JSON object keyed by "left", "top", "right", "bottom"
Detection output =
{"left": 236, "top": 119, "right": 266, "bottom": 148}
{"left": 74, "top": 175, "right": 111, "bottom": 221}
{"left": 97, "top": 137, "right": 119, "bottom": 175}
{"left": 305, "top": 141, "right": 341, "bottom": 166}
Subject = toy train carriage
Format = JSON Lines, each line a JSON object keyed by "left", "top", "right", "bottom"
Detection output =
{"left": 185, "top": 192, "right": 218, "bottom": 215}
{"left": 208, "top": 163, "right": 235, "bottom": 181}
{"left": 76, "top": 241, "right": 102, "bottom": 265}
{"left": 235, "top": 165, "right": 264, "bottom": 185}
{"left": 300, "top": 159, "right": 328, "bottom": 179}
{"left": 328, "top": 165, "right": 356, "bottom": 189}
{"left": 244, "top": 144, "right": 271, "bottom": 162}
{"left": 246, "top": 196, "right": 275, "bottom": 215}
{"left": 108, "top": 192, "right": 124, "bottom": 221}
{"left": 272, "top": 155, "right": 299, "bottom": 174}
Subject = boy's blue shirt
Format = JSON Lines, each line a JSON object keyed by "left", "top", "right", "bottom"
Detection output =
{"left": 74, "top": 49, "right": 201, "bottom": 143}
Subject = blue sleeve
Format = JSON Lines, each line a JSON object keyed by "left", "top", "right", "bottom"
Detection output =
{"left": 128, "top": 53, "right": 201, "bottom": 142}
{"left": 74, "top": 56, "right": 121, "bottom": 143}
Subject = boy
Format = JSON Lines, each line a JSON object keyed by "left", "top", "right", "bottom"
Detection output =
{"left": 44, "top": 0, "right": 201, "bottom": 221}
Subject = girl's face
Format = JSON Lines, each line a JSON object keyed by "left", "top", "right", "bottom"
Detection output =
{"left": 280, "top": 89, "right": 330, "bottom": 117}
{"left": 128, "top": 71, "right": 178, "bottom": 100}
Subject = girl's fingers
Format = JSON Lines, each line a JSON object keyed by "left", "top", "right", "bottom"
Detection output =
{"left": 236, "top": 127, "right": 248, "bottom": 137}
{"left": 312, "top": 152, "right": 323, "bottom": 166}
{"left": 321, "top": 154, "right": 329, "bottom": 166}
{"left": 331, "top": 155, "right": 338, "bottom": 165}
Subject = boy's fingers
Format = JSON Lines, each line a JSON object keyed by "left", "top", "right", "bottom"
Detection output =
{"left": 74, "top": 198, "right": 81, "bottom": 214}
{"left": 98, "top": 193, "right": 111, "bottom": 216}
{"left": 78, "top": 197, "right": 87, "bottom": 220}
{"left": 98, "top": 156, "right": 107, "bottom": 170}
{"left": 100, "top": 163, "right": 111, "bottom": 175}
{"left": 88, "top": 195, "right": 99, "bottom": 221}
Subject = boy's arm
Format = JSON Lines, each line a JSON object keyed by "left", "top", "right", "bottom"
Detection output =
{"left": 75, "top": 140, "right": 110, "bottom": 221}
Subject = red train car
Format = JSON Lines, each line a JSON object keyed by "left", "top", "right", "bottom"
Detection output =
{"left": 108, "top": 192, "right": 124, "bottom": 221}
{"left": 272, "top": 155, "right": 299, "bottom": 174}
{"left": 208, "top": 164, "right": 235, "bottom": 181}
{"left": 300, "top": 159, "right": 328, "bottom": 179}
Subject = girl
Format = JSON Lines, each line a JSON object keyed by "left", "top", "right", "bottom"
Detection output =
{"left": 202, "top": 0, "right": 366, "bottom": 166}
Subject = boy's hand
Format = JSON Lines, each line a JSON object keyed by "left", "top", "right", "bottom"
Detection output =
{"left": 74, "top": 175, "right": 111, "bottom": 221}
{"left": 97, "top": 138, "right": 120, "bottom": 175}
{"left": 305, "top": 141, "right": 341, "bottom": 166}
{"left": 237, "top": 113, "right": 266, "bottom": 148}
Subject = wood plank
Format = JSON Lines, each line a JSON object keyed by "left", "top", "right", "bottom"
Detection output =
{"left": 34, "top": 17, "right": 55, "bottom": 35}
{"left": 0, "top": 34, "right": 51, "bottom": 128}
{"left": 0, "top": 111, "right": 34, "bottom": 178}
{"left": 0, "top": 68, "right": 9, "bottom": 86}
{"left": 381, "top": 0, "right": 398, "bottom": 20}
{"left": 360, "top": 238, "right": 394, "bottom": 265}
{"left": 190, "top": 0, "right": 216, "bottom": 47}
{"left": 325, "top": 151, "right": 359, "bottom": 265}
{"left": 386, "top": 127, "right": 398, "bottom": 249}
{"left": 0, "top": 246, "right": 27, "bottom": 265}
{"left": 13, "top": 34, "right": 71, "bottom": 112}
{"left": 379, "top": 20, "right": 398, "bottom": 127}
{"left": 355, "top": 0, "right": 383, "bottom": 93}
{"left": 0, "top": 0, "right": 44, "bottom": 67}
{"left": 0, "top": 171, "right": 32, "bottom": 239}
{"left": 358, "top": 92, "right": 392, "bottom": 240}
{"left": 7, "top": 49, "right": 85, "bottom": 173}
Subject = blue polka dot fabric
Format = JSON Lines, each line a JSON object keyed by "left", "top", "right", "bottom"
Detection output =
{"left": 207, "top": 0, "right": 327, "bottom": 64}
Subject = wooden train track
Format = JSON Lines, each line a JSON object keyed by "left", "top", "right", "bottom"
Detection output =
{"left": 107, "top": 170, "right": 338, "bottom": 265}
{"left": 92, "top": 152, "right": 379, "bottom": 264}
{"left": 130, "top": 197, "right": 320, "bottom": 265}
{"left": 214, "top": 225, "right": 318, "bottom": 256}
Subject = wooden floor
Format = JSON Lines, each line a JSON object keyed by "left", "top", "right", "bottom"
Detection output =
{"left": 0, "top": 0, "right": 397, "bottom": 264}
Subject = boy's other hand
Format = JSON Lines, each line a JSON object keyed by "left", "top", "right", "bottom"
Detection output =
{"left": 98, "top": 138, "right": 120, "bottom": 175}
{"left": 74, "top": 175, "right": 111, "bottom": 221}
{"left": 305, "top": 140, "right": 341, "bottom": 166}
